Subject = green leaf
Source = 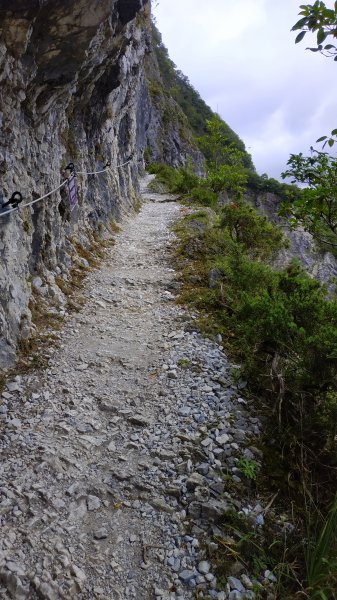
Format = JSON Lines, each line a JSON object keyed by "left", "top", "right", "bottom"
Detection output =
{"left": 331, "top": 129, "right": 337, "bottom": 136}
{"left": 308, "top": 47, "right": 320, "bottom": 51}
{"left": 324, "top": 44, "right": 335, "bottom": 50}
{"left": 328, "top": 139, "right": 335, "bottom": 147}
{"left": 334, "top": 54, "right": 337, "bottom": 60}
{"left": 317, "top": 29, "right": 327, "bottom": 43}
{"left": 292, "top": 17, "right": 308, "bottom": 30}
{"left": 295, "top": 30, "right": 306, "bottom": 43}
{"left": 316, "top": 136, "right": 327, "bottom": 143}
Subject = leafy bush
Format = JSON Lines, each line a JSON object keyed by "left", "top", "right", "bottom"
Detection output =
{"left": 281, "top": 149, "right": 337, "bottom": 251}
{"left": 147, "top": 163, "right": 181, "bottom": 189}
{"left": 189, "top": 186, "right": 218, "bottom": 208}
{"left": 147, "top": 162, "right": 199, "bottom": 194}
{"left": 206, "top": 164, "right": 248, "bottom": 197}
{"left": 220, "top": 201, "right": 286, "bottom": 259}
{"left": 176, "top": 197, "right": 337, "bottom": 488}
{"left": 173, "top": 163, "right": 337, "bottom": 595}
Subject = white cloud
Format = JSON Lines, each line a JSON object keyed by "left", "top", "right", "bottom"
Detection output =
{"left": 153, "top": 0, "right": 337, "bottom": 178}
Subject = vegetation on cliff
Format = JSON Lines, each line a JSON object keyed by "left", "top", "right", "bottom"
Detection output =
{"left": 147, "top": 5, "right": 337, "bottom": 595}
{"left": 148, "top": 138, "right": 337, "bottom": 597}
{"left": 171, "top": 174, "right": 337, "bottom": 598}
{"left": 149, "top": 22, "right": 302, "bottom": 204}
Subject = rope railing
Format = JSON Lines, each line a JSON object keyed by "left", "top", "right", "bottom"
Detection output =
{"left": 0, "top": 154, "right": 134, "bottom": 219}
{"left": 0, "top": 180, "right": 69, "bottom": 217}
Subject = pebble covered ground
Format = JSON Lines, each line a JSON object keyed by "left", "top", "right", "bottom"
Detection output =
{"left": 0, "top": 177, "right": 273, "bottom": 599}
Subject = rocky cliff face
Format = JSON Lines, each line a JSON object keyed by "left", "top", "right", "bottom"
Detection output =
{"left": 252, "top": 191, "right": 337, "bottom": 287}
{"left": 0, "top": 0, "right": 200, "bottom": 368}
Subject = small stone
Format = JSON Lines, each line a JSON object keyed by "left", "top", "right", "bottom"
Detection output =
{"left": 6, "top": 562, "right": 26, "bottom": 577}
{"left": 71, "top": 565, "right": 86, "bottom": 581}
{"left": 76, "top": 422, "right": 93, "bottom": 433}
{"left": 255, "top": 514, "right": 264, "bottom": 526}
{"left": 76, "top": 363, "right": 89, "bottom": 371}
{"left": 95, "top": 300, "right": 106, "bottom": 309}
{"left": 241, "top": 574, "right": 253, "bottom": 589}
{"left": 197, "top": 561, "right": 210, "bottom": 575}
{"left": 196, "top": 463, "right": 209, "bottom": 475}
{"left": 237, "top": 397, "right": 247, "bottom": 405}
{"left": 150, "top": 498, "right": 174, "bottom": 514}
{"left": 201, "top": 437, "right": 212, "bottom": 447}
{"left": 128, "top": 414, "right": 150, "bottom": 427}
{"left": 167, "top": 370, "right": 178, "bottom": 379}
{"left": 32, "top": 276, "right": 43, "bottom": 289}
{"left": 186, "top": 472, "right": 204, "bottom": 491}
{"left": 7, "top": 418, "right": 22, "bottom": 429}
{"left": 228, "top": 576, "right": 245, "bottom": 592}
{"left": 129, "top": 535, "right": 137, "bottom": 542}
{"left": 216, "top": 434, "right": 230, "bottom": 445}
{"left": 179, "top": 570, "right": 195, "bottom": 583}
{"left": 6, "top": 382, "right": 22, "bottom": 392}
{"left": 87, "top": 495, "right": 101, "bottom": 511}
{"left": 94, "top": 528, "right": 108, "bottom": 540}
{"left": 264, "top": 569, "right": 277, "bottom": 583}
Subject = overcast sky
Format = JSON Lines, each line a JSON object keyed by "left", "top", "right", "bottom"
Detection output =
{"left": 152, "top": 1, "right": 337, "bottom": 180}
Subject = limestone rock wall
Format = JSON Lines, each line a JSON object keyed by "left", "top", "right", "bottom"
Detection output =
{"left": 0, "top": 1, "right": 201, "bottom": 368}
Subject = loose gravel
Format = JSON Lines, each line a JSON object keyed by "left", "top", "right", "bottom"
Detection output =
{"left": 0, "top": 176, "right": 273, "bottom": 600}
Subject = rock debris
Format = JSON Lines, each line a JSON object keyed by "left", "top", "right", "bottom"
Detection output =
{"left": 0, "top": 178, "right": 270, "bottom": 599}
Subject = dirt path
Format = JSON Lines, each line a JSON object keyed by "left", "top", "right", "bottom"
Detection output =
{"left": 0, "top": 178, "right": 262, "bottom": 600}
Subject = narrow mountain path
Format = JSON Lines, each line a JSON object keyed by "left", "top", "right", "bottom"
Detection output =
{"left": 0, "top": 178, "right": 265, "bottom": 600}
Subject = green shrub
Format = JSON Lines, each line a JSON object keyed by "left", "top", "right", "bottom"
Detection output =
{"left": 176, "top": 199, "right": 337, "bottom": 490}
{"left": 189, "top": 186, "right": 218, "bottom": 208}
{"left": 147, "top": 162, "right": 200, "bottom": 194}
{"left": 220, "top": 200, "right": 286, "bottom": 259}
{"left": 147, "top": 163, "right": 180, "bottom": 190}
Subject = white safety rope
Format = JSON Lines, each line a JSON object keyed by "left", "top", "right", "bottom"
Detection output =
{"left": 0, "top": 179, "right": 69, "bottom": 217}
{"left": 76, "top": 167, "right": 109, "bottom": 176}
{"left": 76, "top": 157, "right": 133, "bottom": 175}
{"left": 0, "top": 156, "right": 133, "bottom": 219}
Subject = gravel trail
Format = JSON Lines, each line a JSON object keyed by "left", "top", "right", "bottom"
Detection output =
{"left": 0, "top": 178, "right": 263, "bottom": 600}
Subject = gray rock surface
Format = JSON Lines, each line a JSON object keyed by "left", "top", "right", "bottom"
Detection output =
{"left": 0, "top": 1, "right": 202, "bottom": 367}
